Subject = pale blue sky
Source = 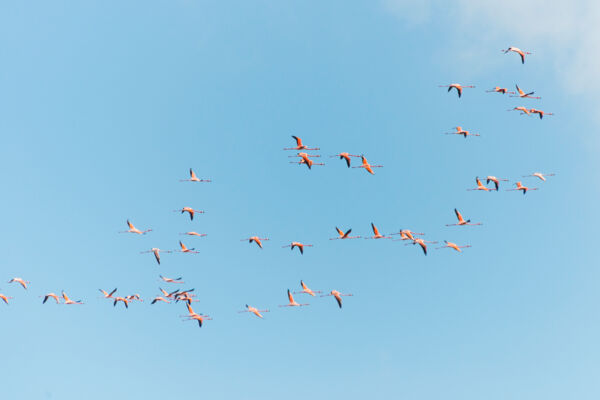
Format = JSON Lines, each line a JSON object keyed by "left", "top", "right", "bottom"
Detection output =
{"left": 1, "top": 1, "right": 599, "bottom": 399}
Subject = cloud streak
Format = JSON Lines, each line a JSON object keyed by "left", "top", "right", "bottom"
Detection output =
{"left": 383, "top": 0, "right": 600, "bottom": 95}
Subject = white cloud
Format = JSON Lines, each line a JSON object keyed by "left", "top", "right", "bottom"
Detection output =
{"left": 383, "top": 0, "right": 600, "bottom": 96}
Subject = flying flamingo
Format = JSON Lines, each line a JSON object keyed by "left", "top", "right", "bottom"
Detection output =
{"left": 140, "top": 248, "right": 172, "bottom": 265}
{"left": 41, "top": 293, "right": 60, "bottom": 304}
{"left": 406, "top": 238, "right": 438, "bottom": 255}
{"left": 321, "top": 290, "right": 353, "bottom": 309}
{"left": 241, "top": 236, "right": 269, "bottom": 249}
{"left": 8, "top": 278, "right": 29, "bottom": 290}
{"left": 289, "top": 152, "right": 324, "bottom": 170}
{"left": 439, "top": 83, "right": 475, "bottom": 98}
{"left": 507, "top": 181, "right": 538, "bottom": 195}
{"left": 119, "top": 220, "right": 152, "bottom": 235}
{"left": 151, "top": 297, "right": 171, "bottom": 304}
{"left": 445, "top": 126, "right": 480, "bottom": 138}
{"left": 486, "top": 86, "right": 515, "bottom": 94}
{"left": 173, "top": 207, "right": 204, "bottom": 221}
{"left": 436, "top": 240, "right": 472, "bottom": 252}
{"left": 185, "top": 313, "right": 211, "bottom": 328}
{"left": 508, "top": 106, "right": 530, "bottom": 115}
{"left": 159, "top": 275, "right": 184, "bottom": 284}
{"left": 391, "top": 229, "right": 425, "bottom": 241}
{"left": 177, "top": 241, "right": 199, "bottom": 254}
{"left": 485, "top": 176, "right": 508, "bottom": 191}
{"left": 283, "top": 135, "right": 319, "bottom": 151}
{"left": 180, "top": 232, "right": 207, "bottom": 237}
{"left": 467, "top": 177, "right": 495, "bottom": 192}
{"left": 446, "top": 208, "right": 482, "bottom": 226}
{"left": 279, "top": 289, "right": 309, "bottom": 307}
{"left": 529, "top": 108, "right": 554, "bottom": 119}
{"left": 0, "top": 292, "right": 12, "bottom": 305}
{"left": 180, "top": 303, "right": 210, "bottom": 327}
{"left": 113, "top": 296, "right": 130, "bottom": 308}
{"left": 61, "top": 291, "right": 83, "bottom": 305}
{"left": 238, "top": 304, "right": 270, "bottom": 319}
{"left": 523, "top": 172, "right": 555, "bottom": 181}
{"left": 291, "top": 157, "right": 325, "bottom": 170}
{"left": 125, "top": 294, "right": 143, "bottom": 302}
{"left": 329, "top": 153, "right": 360, "bottom": 168}
{"left": 502, "top": 47, "right": 531, "bottom": 64}
{"left": 173, "top": 289, "right": 197, "bottom": 304}
{"left": 293, "top": 280, "right": 322, "bottom": 297}
{"left": 282, "top": 242, "right": 313, "bottom": 254}
{"left": 179, "top": 168, "right": 211, "bottom": 183}
{"left": 158, "top": 288, "right": 176, "bottom": 299}
{"left": 330, "top": 227, "right": 361, "bottom": 240}
{"left": 511, "top": 84, "right": 541, "bottom": 100}
{"left": 99, "top": 288, "right": 117, "bottom": 299}
{"left": 365, "top": 223, "right": 391, "bottom": 239}
{"left": 353, "top": 155, "right": 383, "bottom": 175}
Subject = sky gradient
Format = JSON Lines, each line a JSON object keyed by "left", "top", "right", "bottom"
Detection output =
{"left": 1, "top": 1, "right": 599, "bottom": 399}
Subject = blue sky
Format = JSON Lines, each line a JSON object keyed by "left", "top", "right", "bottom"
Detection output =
{"left": 1, "top": 1, "right": 599, "bottom": 399}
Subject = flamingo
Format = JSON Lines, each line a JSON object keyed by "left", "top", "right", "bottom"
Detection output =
{"left": 508, "top": 106, "right": 531, "bottom": 115}
{"left": 119, "top": 220, "right": 152, "bottom": 235}
{"left": 113, "top": 297, "right": 130, "bottom": 308}
{"left": 125, "top": 294, "right": 143, "bottom": 302}
{"left": 180, "top": 303, "right": 210, "bottom": 327}
{"left": 485, "top": 176, "right": 508, "bottom": 191}
{"left": 445, "top": 126, "right": 480, "bottom": 138}
{"left": 446, "top": 208, "right": 482, "bottom": 226}
{"left": 289, "top": 152, "right": 324, "bottom": 170}
{"left": 238, "top": 304, "right": 269, "bottom": 319}
{"left": 180, "top": 232, "right": 207, "bottom": 237}
{"left": 321, "top": 290, "right": 353, "bottom": 309}
{"left": 511, "top": 84, "right": 541, "bottom": 100}
{"left": 8, "top": 278, "right": 29, "bottom": 290}
{"left": 173, "top": 207, "right": 204, "bottom": 221}
{"left": 529, "top": 108, "right": 554, "bottom": 119}
{"left": 507, "top": 181, "right": 538, "bottom": 195}
{"left": 99, "top": 288, "right": 117, "bottom": 299}
{"left": 173, "top": 289, "right": 197, "bottom": 304}
{"left": 0, "top": 292, "right": 12, "bottom": 305}
{"left": 177, "top": 241, "right": 199, "bottom": 254}
{"left": 41, "top": 293, "right": 60, "bottom": 304}
{"left": 241, "top": 236, "right": 269, "bottom": 249}
{"left": 290, "top": 157, "right": 325, "bottom": 170}
{"left": 279, "top": 289, "right": 309, "bottom": 307}
{"left": 502, "top": 47, "right": 531, "bottom": 64}
{"left": 436, "top": 240, "right": 472, "bottom": 252}
{"left": 439, "top": 83, "right": 475, "bottom": 98}
{"left": 293, "top": 280, "right": 322, "bottom": 297}
{"left": 365, "top": 223, "right": 391, "bottom": 239}
{"left": 523, "top": 172, "right": 555, "bottom": 181}
{"left": 159, "top": 288, "right": 175, "bottom": 299}
{"left": 151, "top": 296, "right": 171, "bottom": 304}
{"left": 467, "top": 177, "right": 495, "bottom": 192}
{"left": 329, "top": 153, "right": 360, "bottom": 168}
{"left": 159, "top": 275, "right": 184, "bottom": 284}
{"left": 486, "top": 86, "right": 515, "bottom": 95}
{"left": 282, "top": 242, "right": 313, "bottom": 254}
{"left": 391, "top": 229, "right": 425, "bottom": 241}
{"left": 140, "top": 248, "right": 172, "bottom": 265}
{"left": 283, "top": 135, "right": 319, "bottom": 151}
{"left": 61, "top": 291, "right": 83, "bottom": 305}
{"left": 330, "top": 227, "right": 361, "bottom": 240}
{"left": 406, "top": 238, "right": 438, "bottom": 255}
{"left": 180, "top": 168, "right": 211, "bottom": 183}
{"left": 352, "top": 155, "right": 383, "bottom": 175}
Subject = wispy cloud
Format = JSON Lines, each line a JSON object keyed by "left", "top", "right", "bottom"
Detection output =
{"left": 383, "top": 0, "right": 600, "bottom": 95}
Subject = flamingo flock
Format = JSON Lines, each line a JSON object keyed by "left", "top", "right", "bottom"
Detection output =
{"left": 2, "top": 46, "right": 557, "bottom": 331}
